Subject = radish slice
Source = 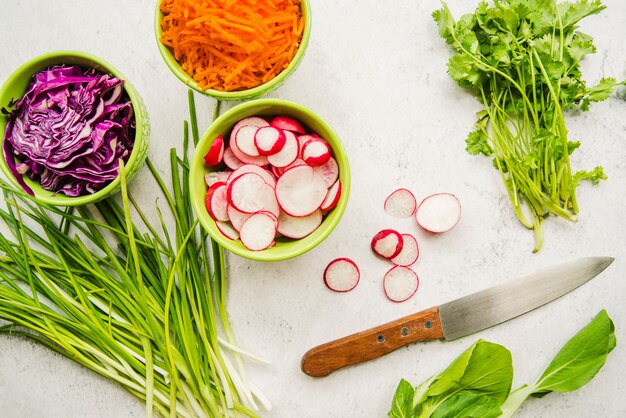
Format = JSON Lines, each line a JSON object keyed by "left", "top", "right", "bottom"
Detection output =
{"left": 255, "top": 126, "right": 286, "bottom": 156}
{"left": 227, "top": 204, "right": 252, "bottom": 231}
{"left": 205, "top": 171, "right": 231, "bottom": 187}
{"left": 223, "top": 147, "right": 245, "bottom": 170}
{"left": 371, "top": 229, "right": 404, "bottom": 259}
{"left": 230, "top": 116, "right": 269, "bottom": 140}
{"left": 227, "top": 173, "right": 277, "bottom": 214}
{"left": 415, "top": 193, "right": 461, "bottom": 233}
{"left": 239, "top": 212, "right": 277, "bottom": 251}
{"left": 297, "top": 134, "right": 317, "bottom": 157}
{"left": 267, "top": 130, "right": 299, "bottom": 168}
{"left": 320, "top": 180, "right": 341, "bottom": 211}
{"left": 277, "top": 209, "right": 322, "bottom": 239}
{"left": 383, "top": 266, "right": 419, "bottom": 302}
{"left": 324, "top": 258, "right": 360, "bottom": 292}
{"left": 275, "top": 165, "right": 327, "bottom": 217}
{"left": 384, "top": 188, "right": 417, "bottom": 219}
{"left": 235, "top": 125, "right": 261, "bottom": 157}
{"left": 205, "top": 182, "right": 229, "bottom": 222}
{"left": 312, "top": 156, "right": 339, "bottom": 188}
{"left": 204, "top": 135, "right": 224, "bottom": 166}
{"left": 270, "top": 115, "right": 306, "bottom": 134}
{"left": 230, "top": 130, "right": 268, "bottom": 166}
{"left": 216, "top": 221, "right": 240, "bottom": 240}
{"left": 390, "top": 234, "right": 419, "bottom": 266}
{"left": 227, "top": 164, "right": 276, "bottom": 188}
{"left": 301, "top": 138, "right": 331, "bottom": 166}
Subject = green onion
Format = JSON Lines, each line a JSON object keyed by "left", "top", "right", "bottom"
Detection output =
{"left": 0, "top": 92, "right": 268, "bottom": 417}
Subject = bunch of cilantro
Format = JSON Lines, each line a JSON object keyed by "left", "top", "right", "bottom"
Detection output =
{"left": 433, "top": 0, "right": 624, "bottom": 252}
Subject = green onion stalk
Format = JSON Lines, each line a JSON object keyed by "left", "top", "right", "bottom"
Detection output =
{"left": 0, "top": 91, "right": 270, "bottom": 417}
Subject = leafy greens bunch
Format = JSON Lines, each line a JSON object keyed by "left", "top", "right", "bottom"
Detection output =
{"left": 0, "top": 92, "right": 269, "bottom": 417}
{"left": 388, "top": 309, "right": 615, "bottom": 417}
{"left": 433, "top": 0, "right": 624, "bottom": 252}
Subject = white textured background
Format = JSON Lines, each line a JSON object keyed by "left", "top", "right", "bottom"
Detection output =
{"left": 1, "top": 0, "right": 625, "bottom": 417}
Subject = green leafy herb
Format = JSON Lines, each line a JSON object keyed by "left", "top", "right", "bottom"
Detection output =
{"left": 0, "top": 94, "right": 267, "bottom": 417}
{"left": 433, "top": 0, "right": 625, "bottom": 252}
{"left": 388, "top": 310, "right": 615, "bottom": 418}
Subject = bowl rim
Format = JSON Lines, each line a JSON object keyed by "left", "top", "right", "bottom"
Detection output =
{"left": 189, "top": 98, "right": 350, "bottom": 261}
{"left": 0, "top": 50, "right": 147, "bottom": 206}
{"left": 153, "top": 0, "right": 312, "bottom": 100}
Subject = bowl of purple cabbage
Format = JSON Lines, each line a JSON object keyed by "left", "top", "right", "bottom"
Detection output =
{"left": 0, "top": 51, "right": 150, "bottom": 206}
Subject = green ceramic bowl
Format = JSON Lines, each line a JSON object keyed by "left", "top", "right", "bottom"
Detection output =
{"left": 154, "top": 1, "right": 311, "bottom": 101}
{"left": 0, "top": 51, "right": 150, "bottom": 206}
{"left": 190, "top": 99, "right": 350, "bottom": 261}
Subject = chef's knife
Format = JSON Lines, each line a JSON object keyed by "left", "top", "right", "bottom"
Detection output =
{"left": 301, "top": 256, "right": 614, "bottom": 377}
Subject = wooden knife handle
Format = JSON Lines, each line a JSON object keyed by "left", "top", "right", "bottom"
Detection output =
{"left": 301, "top": 306, "right": 443, "bottom": 377}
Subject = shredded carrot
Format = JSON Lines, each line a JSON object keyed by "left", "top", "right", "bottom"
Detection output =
{"left": 160, "top": 0, "right": 304, "bottom": 92}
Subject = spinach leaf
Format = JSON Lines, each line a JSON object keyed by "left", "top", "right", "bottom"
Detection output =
{"left": 388, "top": 379, "right": 415, "bottom": 418}
{"left": 431, "top": 393, "right": 501, "bottom": 418}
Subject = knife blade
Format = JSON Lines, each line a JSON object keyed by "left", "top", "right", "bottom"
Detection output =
{"left": 301, "top": 256, "right": 614, "bottom": 377}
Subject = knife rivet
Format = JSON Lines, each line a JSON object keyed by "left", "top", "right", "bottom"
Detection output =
{"left": 400, "top": 327, "right": 409, "bottom": 336}
{"left": 424, "top": 321, "right": 433, "bottom": 329}
{"left": 376, "top": 334, "right": 385, "bottom": 343}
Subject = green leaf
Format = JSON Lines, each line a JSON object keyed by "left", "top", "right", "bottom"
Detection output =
{"left": 466, "top": 130, "right": 493, "bottom": 156}
{"left": 573, "top": 166, "right": 607, "bottom": 186}
{"left": 432, "top": 393, "right": 501, "bottom": 418}
{"left": 559, "top": 0, "right": 606, "bottom": 29}
{"left": 567, "top": 31, "right": 596, "bottom": 63}
{"left": 388, "top": 379, "right": 416, "bottom": 418}
{"left": 432, "top": 3, "right": 456, "bottom": 45}
{"left": 533, "top": 309, "right": 616, "bottom": 396}
{"left": 585, "top": 77, "right": 621, "bottom": 102}
{"left": 447, "top": 54, "right": 485, "bottom": 87}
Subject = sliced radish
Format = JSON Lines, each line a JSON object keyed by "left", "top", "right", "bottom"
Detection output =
{"left": 324, "top": 258, "right": 360, "bottom": 292}
{"left": 227, "top": 204, "right": 252, "bottom": 231}
{"left": 383, "top": 266, "right": 419, "bottom": 302}
{"left": 230, "top": 116, "right": 269, "bottom": 140}
{"left": 282, "top": 158, "right": 306, "bottom": 172}
{"left": 227, "top": 172, "right": 277, "bottom": 214}
{"left": 267, "top": 130, "right": 299, "bottom": 168}
{"left": 239, "top": 212, "right": 277, "bottom": 251}
{"left": 270, "top": 165, "right": 283, "bottom": 178}
{"left": 275, "top": 165, "right": 327, "bottom": 217}
{"left": 255, "top": 126, "right": 286, "bottom": 156}
{"left": 390, "top": 234, "right": 419, "bottom": 267}
{"left": 216, "top": 221, "right": 240, "bottom": 240}
{"left": 277, "top": 209, "right": 322, "bottom": 239}
{"left": 301, "top": 138, "right": 331, "bottom": 166}
{"left": 235, "top": 125, "right": 261, "bottom": 157}
{"left": 223, "top": 147, "right": 245, "bottom": 170}
{"left": 204, "top": 135, "right": 225, "bottom": 166}
{"left": 227, "top": 164, "right": 276, "bottom": 188}
{"left": 205, "top": 182, "right": 229, "bottom": 222}
{"left": 371, "top": 229, "right": 404, "bottom": 259}
{"left": 230, "top": 130, "right": 268, "bottom": 166}
{"left": 312, "top": 156, "right": 339, "bottom": 188}
{"left": 415, "top": 193, "right": 461, "bottom": 233}
{"left": 384, "top": 188, "right": 417, "bottom": 219}
{"left": 320, "top": 180, "right": 341, "bottom": 211}
{"left": 204, "top": 171, "right": 231, "bottom": 187}
{"left": 270, "top": 115, "right": 306, "bottom": 134}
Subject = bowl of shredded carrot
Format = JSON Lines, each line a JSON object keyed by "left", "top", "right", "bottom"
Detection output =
{"left": 155, "top": 0, "right": 311, "bottom": 100}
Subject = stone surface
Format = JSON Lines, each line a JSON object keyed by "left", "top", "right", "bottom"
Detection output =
{"left": 0, "top": 0, "right": 625, "bottom": 417}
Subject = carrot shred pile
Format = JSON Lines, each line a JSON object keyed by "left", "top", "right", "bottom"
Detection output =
{"left": 160, "top": 0, "right": 304, "bottom": 92}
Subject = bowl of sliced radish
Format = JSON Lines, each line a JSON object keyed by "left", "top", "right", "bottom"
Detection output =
{"left": 190, "top": 99, "right": 350, "bottom": 261}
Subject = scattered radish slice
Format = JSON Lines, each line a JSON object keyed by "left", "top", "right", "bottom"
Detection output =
{"left": 415, "top": 193, "right": 461, "bottom": 233}
{"left": 383, "top": 266, "right": 419, "bottom": 302}
{"left": 227, "top": 164, "right": 276, "bottom": 188}
{"left": 275, "top": 165, "right": 327, "bottom": 217}
{"left": 320, "top": 180, "right": 341, "bottom": 211}
{"left": 204, "top": 135, "right": 224, "bottom": 166}
{"left": 228, "top": 173, "right": 276, "bottom": 214}
{"left": 205, "top": 171, "right": 231, "bottom": 187}
{"left": 312, "top": 156, "right": 339, "bottom": 188}
{"left": 255, "top": 126, "right": 286, "bottom": 156}
{"left": 324, "top": 258, "right": 360, "bottom": 292}
{"left": 301, "top": 138, "right": 331, "bottom": 166}
{"left": 239, "top": 212, "right": 277, "bottom": 251}
{"left": 216, "top": 221, "right": 240, "bottom": 240}
{"left": 384, "top": 188, "right": 417, "bottom": 219}
{"left": 270, "top": 115, "right": 306, "bottom": 134}
{"left": 390, "top": 234, "right": 419, "bottom": 267}
{"left": 205, "top": 182, "right": 229, "bottom": 222}
{"left": 223, "top": 147, "right": 245, "bottom": 170}
{"left": 371, "top": 229, "right": 404, "bottom": 259}
{"left": 278, "top": 209, "right": 322, "bottom": 239}
{"left": 267, "top": 130, "right": 299, "bottom": 168}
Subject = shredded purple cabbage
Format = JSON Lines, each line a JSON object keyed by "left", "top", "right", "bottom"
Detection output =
{"left": 3, "top": 65, "right": 135, "bottom": 197}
